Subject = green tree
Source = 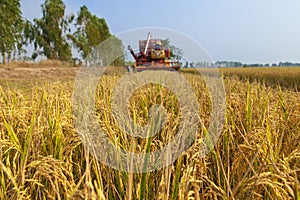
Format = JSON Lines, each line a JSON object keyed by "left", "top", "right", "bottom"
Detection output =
{"left": 68, "top": 6, "right": 116, "bottom": 63}
{"left": 161, "top": 39, "right": 183, "bottom": 60}
{"left": 31, "top": 0, "right": 73, "bottom": 61}
{"left": 107, "top": 35, "right": 125, "bottom": 66}
{"left": 0, "top": 0, "right": 24, "bottom": 64}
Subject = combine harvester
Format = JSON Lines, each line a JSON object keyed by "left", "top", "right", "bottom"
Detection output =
{"left": 128, "top": 33, "right": 181, "bottom": 72}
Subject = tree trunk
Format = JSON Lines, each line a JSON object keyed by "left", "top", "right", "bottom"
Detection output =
{"left": 2, "top": 52, "right": 6, "bottom": 64}
{"left": 8, "top": 52, "right": 12, "bottom": 63}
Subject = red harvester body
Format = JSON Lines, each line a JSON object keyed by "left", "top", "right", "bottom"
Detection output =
{"left": 128, "top": 33, "right": 181, "bottom": 72}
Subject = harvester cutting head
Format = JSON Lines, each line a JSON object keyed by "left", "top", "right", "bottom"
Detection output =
{"left": 127, "top": 33, "right": 181, "bottom": 72}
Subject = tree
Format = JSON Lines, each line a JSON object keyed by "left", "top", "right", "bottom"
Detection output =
{"left": 68, "top": 6, "right": 113, "bottom": 62}
{"left": 31, "top": 0, "right": 73, "bottom": 61}
{"left": 161, "top": 39, "right": 183, "bottom": 60}
{"left": 0, "top": 0, "right": 24, "bottom": 64}
{"left": 184, "top": 61, "right": 189, "bottom": 68}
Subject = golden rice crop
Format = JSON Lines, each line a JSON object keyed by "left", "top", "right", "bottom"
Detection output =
{"left": 183, "top": 67, "right": 300, "bottom": 91}
{"left": 0, "top": 70, "right": 299, "bottom": 199}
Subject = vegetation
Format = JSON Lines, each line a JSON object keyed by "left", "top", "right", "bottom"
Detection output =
{"left": 30, "top": 0, "right": 73, "bottom": 61}
{"left": 182, "top": 67, "right": 300, "bottom": 91}
{"left": 0, "top": 65, "right": 299, "bottom": 199}
{"left": 67, "top": 5, "right": 110, "bottom": 60}
{"left": 0, "top": 0, "right": 122, "bottom": 64}
{"left": 161, "top": 39, "right": 183, "bottom": 60}
{"left": 188, "top": 61, "right": 300, "bottom": 68}
{"left": 0, "top": 1, "right": 299, "bottom": 199}
{"left": 0, "top": 0, "right": 24, "bottom": 64}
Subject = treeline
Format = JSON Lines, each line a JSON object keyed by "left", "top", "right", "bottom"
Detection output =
{"left": 185, "top": 61, "right": 300, "bottom": 68}
{"left": 215, "top": 61, "right": 300, "bottom": 68}
{"left": 0, "top": 0, "right": 124, "bottom": 65}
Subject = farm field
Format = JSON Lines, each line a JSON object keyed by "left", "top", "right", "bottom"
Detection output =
{"left": 183, "top": 67, "right": 300, "bottom": 91}
{"left": 0, "top": 62, "right": 299, "bottom": 199}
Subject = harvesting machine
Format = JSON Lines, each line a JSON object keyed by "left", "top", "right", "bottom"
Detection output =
{"left": 127, "top": 33, "right": 181, "bottom": 72}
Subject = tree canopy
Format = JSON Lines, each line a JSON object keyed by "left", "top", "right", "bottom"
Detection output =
{"left": 68, "top": 5, "right": 111, "bottom": 60}
{"left": 161, "top": 39, "right": 183, "bottom": 60}
{"left": 0, "top": 0, "right": 24, "bottom": 64}
{"left": 0, "top": 0, "right": 124, "bottom": 65}
{"left": 30, "top": 0, "right": 73, "bottom": 61}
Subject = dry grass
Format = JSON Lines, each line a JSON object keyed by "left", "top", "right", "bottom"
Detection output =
{"left": 0, "top": 60, "right": 79, "bottom": 90}
{"left": 0, "top": 59, "right": 76, "bottom": 69}
{"left": 0, "top": 63, "right": 299, "bottom": 199}
{"left": 0, "top": 61, "right": 127, "bottom": 91}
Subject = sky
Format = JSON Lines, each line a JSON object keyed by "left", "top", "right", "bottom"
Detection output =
{"left": 20, "top": 0, "right": 300, "bottom": 64}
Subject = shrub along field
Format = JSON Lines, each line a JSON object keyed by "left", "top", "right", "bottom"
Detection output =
{"left": 0, "top": 63, "right": 299, "bottom": 199}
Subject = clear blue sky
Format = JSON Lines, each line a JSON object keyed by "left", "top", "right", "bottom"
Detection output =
{"left": 21, "top": 0, "right": 300, "bottom": 64}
